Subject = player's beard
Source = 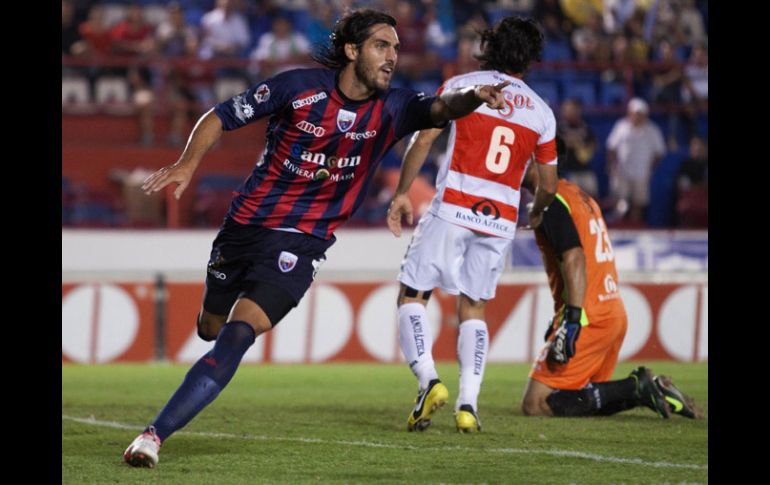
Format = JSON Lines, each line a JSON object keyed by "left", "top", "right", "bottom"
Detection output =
{"left": 354, "top": 55, "right": 390, "bottom": 93}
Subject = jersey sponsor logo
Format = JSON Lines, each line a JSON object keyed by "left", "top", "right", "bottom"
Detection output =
{"left": 278, "top": 251, "right": 298, "bottom": 273}
{"left": 282, "top": 159, "right": 356, "bottom": 182}
{"left": 344, "top": 130, "right": 377, "bottom": 140}
{"left": 454, "top": 211, "right": 513, "bottom": 234}
{"left": 292, "top": 91, "right": 328, "bottom": 109}
{"left": 473, "top": 329, "right": 487, "bottom": 375}
{"left": 336, "top": 109, "right": 357, "bottom": 132}
{"left": 290, "top": 144, "right": 362, "bottom": 168}
{"left": 207, "top": 267, "right": 227, "bottom": 280}
{"left": 410, "top": 315, "right": 425, "bottom": 357}
{"left": 470, "top": 199, "right": 501, "bottom": 220}
{"left": 598, "top": 274, "right": 621, "bottom": 301}
{"left": 232, "top": 95, "right": 255, "bottom": 123}
{"left": 296, "top": 120, "right": 326, "bottom": 137}
{"left": 604, "top": 274, "right": 618, "bottom": 293}
{"left": 498, "top": 91, "right": 535, "bottom": 118}
{"left": 254, "top": 84, "right": 270, "bottom": 103}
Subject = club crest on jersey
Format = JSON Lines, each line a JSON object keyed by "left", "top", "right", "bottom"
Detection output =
{"left": 254, "top": 84, "right": 270, "bottom": 104}
{"left": 278, "top": 251, "right": 299, "bottom": 273}
{"left": 336, "top": 109, "right": 357, "bottom": 132}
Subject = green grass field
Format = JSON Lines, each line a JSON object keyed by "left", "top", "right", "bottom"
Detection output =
{"left": 62, "top": 362, "right": 707, "bottom": 484}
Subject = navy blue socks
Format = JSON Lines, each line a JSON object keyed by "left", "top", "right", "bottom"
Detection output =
{"left": 546, "top": 378, "right": 638, "bottom": 417}
{"left": 148, "top": 321, "right": 256, "bottom": 441}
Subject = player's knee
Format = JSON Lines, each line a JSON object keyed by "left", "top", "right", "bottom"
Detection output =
{"left": 197, "top": 313, "right": 225, "bottom": 341}
{"left": 458, "top": 293, "right": 486, "bottom": 320}
{"left": 397, "top": 285, "right": 431, "bottom": 306}
{"left": 521, "top": 397, "right": 547, "bottom": 417}
{"left": 521, "top": 383, "right": 553, "bottom": 417}
{"left": 197, "top": 322, "right": 218, "bottom": 342}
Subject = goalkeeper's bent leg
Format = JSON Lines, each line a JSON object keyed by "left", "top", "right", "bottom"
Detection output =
{"left": 545, "top": 378, "right": 639, "bottom": 417}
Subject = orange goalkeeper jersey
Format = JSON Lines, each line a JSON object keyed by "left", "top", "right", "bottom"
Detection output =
{"left": 535, "top": 179, "right": 626, "bottom": 324}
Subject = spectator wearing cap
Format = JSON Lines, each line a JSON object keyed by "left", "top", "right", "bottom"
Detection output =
{"left": 606, "top": 97, "right": 666, "bottom": 225}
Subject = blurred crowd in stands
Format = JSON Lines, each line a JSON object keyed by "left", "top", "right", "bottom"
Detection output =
{"left": 62, "top": 0, "right": 708, "bottom": 229}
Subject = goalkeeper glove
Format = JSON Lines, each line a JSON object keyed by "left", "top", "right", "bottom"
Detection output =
{"left": 547, "top": 305, "right": 587, "bottom": 364}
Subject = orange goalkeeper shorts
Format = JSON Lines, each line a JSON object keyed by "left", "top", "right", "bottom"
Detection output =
{"left": 529, "top": 315, "right": 628, "bottom": 390}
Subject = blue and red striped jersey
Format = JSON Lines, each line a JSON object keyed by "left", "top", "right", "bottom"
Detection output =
{"left": 213, "top": 68, "right": 442, "bottom": 240}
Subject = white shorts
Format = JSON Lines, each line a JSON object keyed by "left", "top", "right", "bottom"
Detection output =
{"left": 611, "top": 175, "right": 649, "bottom": 206}
{"left": 398, "top": 212, "right": 512, "bottom": 301}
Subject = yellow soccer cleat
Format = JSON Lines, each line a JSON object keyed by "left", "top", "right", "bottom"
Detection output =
{"left": 454, "top": 404, "right": 481, "bottom": 433}
{"left": 407, "top": 379, "right": 449, "bottom": 431}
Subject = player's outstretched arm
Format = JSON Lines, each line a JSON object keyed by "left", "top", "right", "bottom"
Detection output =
{"left": 429, "top": 81, "right": 510, "bottom": 124}
{"left": 387, "top": 128, "right": 442, "bottom": 237}
{"left": 142, "top": 109, "right": 224, "bottom": 200}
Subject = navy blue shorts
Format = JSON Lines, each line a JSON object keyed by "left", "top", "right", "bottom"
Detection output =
{"left": 203, "top": 219, "right": 335, "bottom": 315}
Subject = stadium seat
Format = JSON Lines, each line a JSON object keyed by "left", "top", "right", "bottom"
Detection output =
{"left": 69, "top": 193, "right": 124, "bottom": 227}
{"left": 62, "top": 76, "right": 91, "bottom": 105}
{"left": 528, "top": 81, "right": 560, "bottom": 108}
{"left": 600, "top": 81, "right": 628, "bottom": 106}
{"left": 62, "top": 177, "right": 74, "bottom": 225}
{"left": 563, "top": 81, "right": 596, "bottom": 107}
{"left": 95, "top": 76, "right": 130, "bottom": 104}
{"left": 541, "top": 39, "right": 572, "bottom": 61}
{"left": 193, "top": 175, "right": 243, "bottom": 227}
{"left": 648, "top": 151, "right": 686, "bottom": 227}
{"left": 197, "top": 174, "right": 244, "bottom": 191}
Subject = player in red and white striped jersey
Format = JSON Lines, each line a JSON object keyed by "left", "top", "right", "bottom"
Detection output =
{"left": 387, "top": 16, "right": 559, "bottom": 433}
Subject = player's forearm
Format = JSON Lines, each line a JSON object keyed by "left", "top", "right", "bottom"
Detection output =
{"left": 176, "top": 109, "right": 223, "bottom": 170}
{"left": 395, "top": 130, "right": 438, "bottom": 195}
{"left": 531, "top": 186, "right": 556, "bottom": 215}
{"left": 561, "top": 247, "right": 586, "bottom": 307}
{"left": 432, "top": 86, "right": 484, "bottom": 123}
{"left": 530, "top": 164, "right": 558, "bottom": 214}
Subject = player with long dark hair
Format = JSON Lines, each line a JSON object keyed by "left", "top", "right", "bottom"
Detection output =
{"left": 121, "top": 9, "right": 511, "bottom": 468}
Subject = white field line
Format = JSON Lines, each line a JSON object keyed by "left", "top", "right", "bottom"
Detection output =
{"left": 63, "top": 415, "right": 706, "bottom": 470}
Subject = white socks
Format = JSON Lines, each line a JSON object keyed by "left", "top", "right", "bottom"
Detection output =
{"left": 398, "top": 302, "right": 438, "bottom": 390}
{"left": 456, "top": 319, "right": 488, "bottom": 411}
{"left": 398, "top": 304, "right": 488, "bottom": 410}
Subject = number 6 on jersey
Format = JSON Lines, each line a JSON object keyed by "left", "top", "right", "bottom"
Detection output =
{"left": 485, "top": 126, "right": 516, "bottom": 174}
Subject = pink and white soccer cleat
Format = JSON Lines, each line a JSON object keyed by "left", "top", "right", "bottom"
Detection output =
{"left": 121, "top": 426, "right": 161, "bottom": 468}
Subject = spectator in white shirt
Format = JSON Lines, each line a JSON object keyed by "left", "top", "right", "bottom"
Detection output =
{"left": 198, "top": 0, "right": 251, "bottom": 60}
{"left": 606, "top": 98, "right": 666, "bottom": 225}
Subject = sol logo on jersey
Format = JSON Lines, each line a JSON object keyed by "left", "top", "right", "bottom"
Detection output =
{"left": 499, "top": 91, "right": 535, "bottom": 118}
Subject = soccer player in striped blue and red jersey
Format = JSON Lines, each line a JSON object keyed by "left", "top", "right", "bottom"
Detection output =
{"left": 122, "top": 9, "right": 511, "bottom": 468}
